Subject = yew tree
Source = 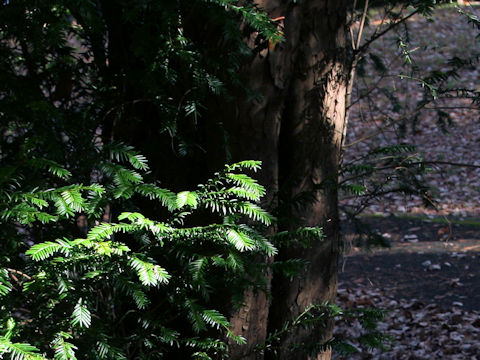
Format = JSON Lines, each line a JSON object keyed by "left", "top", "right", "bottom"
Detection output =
{"left": 0, "top": 0, "right": 460, "bottom": 359}
{"left": 224, "top": 1, "right": 348, "bottom": 359}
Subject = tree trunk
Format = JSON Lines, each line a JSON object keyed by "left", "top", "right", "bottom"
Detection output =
{"left": 226, "top": 1, "right": 348, "bottom": 359}
{"left": 225, "top": 19, "right": 283, "bottom": 358}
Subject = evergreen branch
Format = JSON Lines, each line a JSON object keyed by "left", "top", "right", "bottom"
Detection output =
{"left": 202, "top": 309, "right": 230, "bottom": 330}
{"left": 26, "top": 239, "right": 71, "bottom": 261}
{"left": 357, "top": 10, "right": 419, "bottom": 55}
{"left": 107, "top": 142, "right": 149, "bottom": 170}
{"left": 176, "top": 191, "right": 199, "bottom": 209}
{"left": 0, "top": 269, "right": 12, "bottom": 296}
{"left": 0, "top": 338, "right": 45, "bottom": 360}
{"left": 226, "top": 229, "right": 255, "bottom": 252}
{"left": 128, "top": 256, "right": 170, "bottom": 286}
{"left": 135, "top": 184, "right": 177, "bottom": 211}
{"left": 52, "top": 332, "right": 78, "bottom": 360}
{"left": 28, "top": 158, "right": 72, "bottom": 180}
{"left": 71, "top": 298, "right": 91, "bottom": 328}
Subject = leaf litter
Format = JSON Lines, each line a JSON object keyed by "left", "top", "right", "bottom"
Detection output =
{"left": 335, "top": 4, "right": 480, "bottom": 359}
{"left": 341, "top": 3, "right": 480, "bottom": 218}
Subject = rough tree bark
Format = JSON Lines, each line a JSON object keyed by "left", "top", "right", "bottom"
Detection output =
{"left": 96, "top": 1, "right": 349, "bottom": 358}
{"left": 227, "top": 1, "right": 348, "bottom": 359}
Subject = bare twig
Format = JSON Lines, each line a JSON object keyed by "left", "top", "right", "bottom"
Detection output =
{"left": 344, "top": 0, "right": 370, "bottom": 149}
{"left": 356, "top": 0, "right": 369, "bottom": 50}
{"left": 415, "top": 160, "right": 480, "bottom": 169}
{"left": 424, "top": 106, "right": 479, "bottom": 110}
{"left": 344, "top": 102, "right": 429, "bottom": 148}
{"left": 7, "top": 268, "right": 32, "bottom": 280}
{"left": 358, "top": 10, "right": 419, "bottom": 54}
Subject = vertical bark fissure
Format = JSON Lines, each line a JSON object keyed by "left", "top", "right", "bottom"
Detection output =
{"left": 267, "top": 1, "right": 348, "bottom": 359}
{"left": 227, "top": 1, "right": 348, "bottom": 359}
{"left": 227, "top": 42, "right": 284, "bottom": 360}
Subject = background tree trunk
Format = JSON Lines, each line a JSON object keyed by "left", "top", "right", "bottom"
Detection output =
{"left": 225, "top": 22, "right": 283, "bottom": 358}
{"left": 226, "top": 1, "right": 348, "bottom": 359}
{"left": 102, "top": 1, "right": 349, "bottom": 357}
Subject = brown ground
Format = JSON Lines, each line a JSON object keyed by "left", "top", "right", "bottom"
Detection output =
{"left": 339, "top": 0, "right": 480, "bottom": 312}
{"left": 334, "top": 216, "right": 480, "bottom": 359}
{"left": 340, "top": 216, "right": 480, "bottom": 311}
{"left": 333, "top": 3, "right": 480, "bottom": 358}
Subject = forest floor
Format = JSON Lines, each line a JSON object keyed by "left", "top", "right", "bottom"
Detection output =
{"left": 334, "top": 216, "right": 480, "bottom": 359}
{"left": 340, "top": 2, "right": 480, "bottom": 218}
{"left": 334, "top": 3, "right": 480, "bottom": 359}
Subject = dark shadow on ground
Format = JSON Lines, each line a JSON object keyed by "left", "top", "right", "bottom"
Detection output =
{"left": 339, "top": 215, "right": 480, "bottom": 311}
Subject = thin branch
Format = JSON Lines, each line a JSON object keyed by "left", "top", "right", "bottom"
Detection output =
{"left": 369, "top": 5, "right": 391, "bottom": 41}
{"left": 416, "top": 160, "right": 480, "bottom": 169}
{"left": 350, "top": 0, "right": 358, "bottom": 26}
{"left": 347, "top": 62, "right": 393, "bottom": 109}
{"left": 358, "top": 10, "right": 419, "bottom": 55}
{"left": 344, "top": 101, "right": 429, "bottom": 148}
{"left": 349, "top": 0, "right": 358, "bottom": 49}
{"left": 339, "top": 163, "right": 416, "bottom": 187}
{"left": 340, "top": 187, "right": 418, "bottom": 201}
{"left": 424, "top": 106, "right": 479, "bottom": 110}
{"left": 7, "top": 268, "right": 32, "bottom": 280}
{"left": 350, "top": 26, "right": 356, "bottom": 50}
{"left": 340, "top": 159, "right": 480, "bottom": 188}
{"left": 344, "top": 4, "right": 420, "bottom": 151}
{"left": 356, "top": 0, "right": 369, "bottom": 50}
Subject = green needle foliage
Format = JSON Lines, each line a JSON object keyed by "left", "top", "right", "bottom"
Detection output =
{"left": 0, "top": 1, "right": 283, "bottom": 357}
{"left": 1, "top": 152, "right": 276, "bottom": 359}
{"left": 0, "top": 0, "right": 416, "bottom": 357}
